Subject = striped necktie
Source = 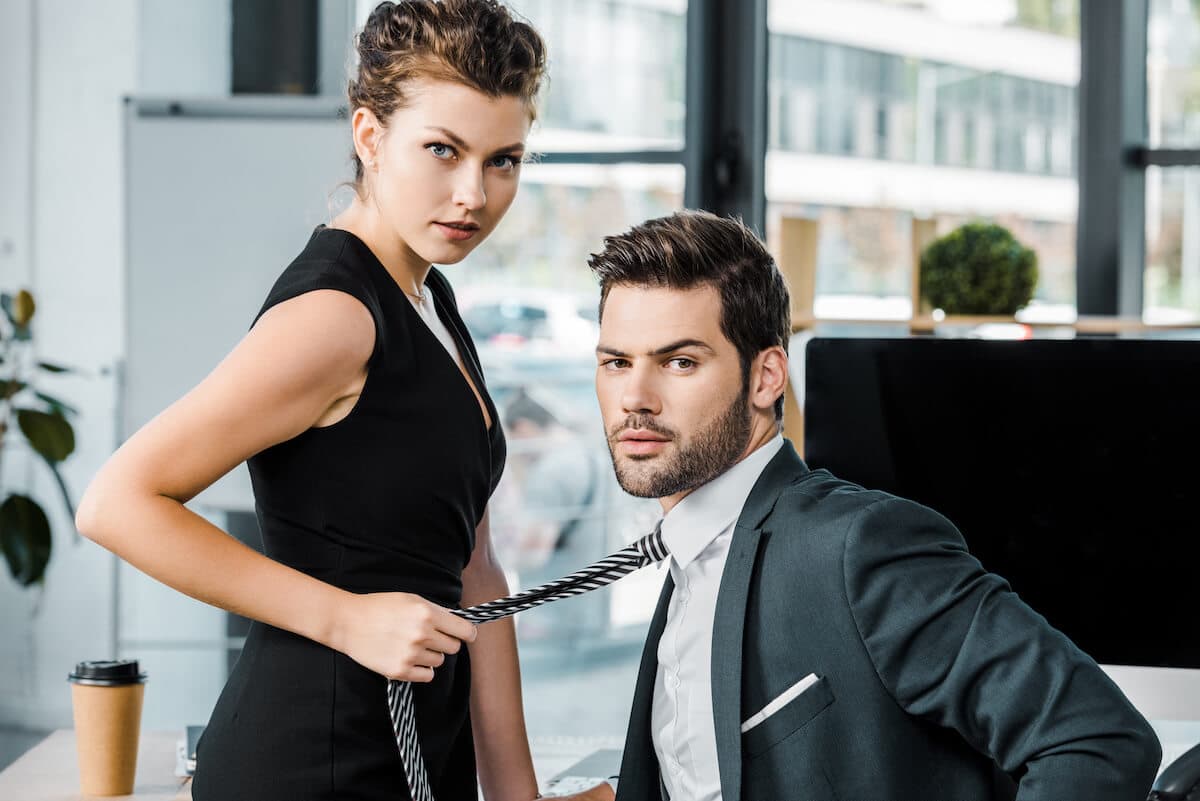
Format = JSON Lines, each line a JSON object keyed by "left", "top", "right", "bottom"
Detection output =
{"left": 388, "top": 522, "right": 669, "bottom": 801}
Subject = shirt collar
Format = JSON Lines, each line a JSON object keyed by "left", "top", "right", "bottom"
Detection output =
{"left": 659, "top": 434, "right": 784, "bottom": 569}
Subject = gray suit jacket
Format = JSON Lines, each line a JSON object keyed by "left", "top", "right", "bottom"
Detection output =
{"left": 615, "top": 441, "right": 1161, "bottom": 801}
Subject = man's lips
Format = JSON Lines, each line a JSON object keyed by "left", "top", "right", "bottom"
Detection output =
{"left": 618, "top": 431, "right": 669, "bottom": 442}
{"left": 617, "top": 430, "right": 671, "bottom": 456}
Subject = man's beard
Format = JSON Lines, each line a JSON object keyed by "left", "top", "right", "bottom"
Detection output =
{"left": 607, "top": 385, "right": 752, "bottom": 499}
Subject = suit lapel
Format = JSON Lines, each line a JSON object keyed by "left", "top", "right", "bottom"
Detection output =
{"left": 620, "top": 441, "right": 810, "bottom": 801}
{"left": 710, "top": 523, "right": 761, "bottom": 801}
{"left": 710, "top": 440, "right": 810, "bottom": 801}
{"left": 616, "top": 570, "right": 674, "bottom": 801}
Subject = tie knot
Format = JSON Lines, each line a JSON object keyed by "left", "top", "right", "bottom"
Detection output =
{"left": 635, "top": 521, "right": 669, "bottom": 565}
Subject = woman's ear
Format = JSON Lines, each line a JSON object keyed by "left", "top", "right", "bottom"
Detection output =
{"left": 751, "top": 346, "right": 789, "bottom": 415}
{"left": 351, "top": 107, "right": 384, "bottom": 168}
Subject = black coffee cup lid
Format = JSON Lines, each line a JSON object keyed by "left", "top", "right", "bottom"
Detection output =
{"left": 68, "top": 660, "right": 147, "bottom": 686}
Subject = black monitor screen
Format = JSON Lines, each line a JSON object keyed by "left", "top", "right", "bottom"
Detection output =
{"left": 803, "top": 337, "right": 1200, "bottom": 669}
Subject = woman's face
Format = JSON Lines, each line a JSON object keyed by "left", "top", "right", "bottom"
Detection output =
{"left": 357, "top": 77, "right": 531, "bottom": 267}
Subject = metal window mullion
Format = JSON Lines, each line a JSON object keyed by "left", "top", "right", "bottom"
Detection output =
{"left": 1076, "top": 0, "right": 1148, "bottom": 317}
{"left": 1130, "top": 147, "right": 1200, "bottom": 168}
{"left": 684, "top": 0, "right": 769, "bottom": 233}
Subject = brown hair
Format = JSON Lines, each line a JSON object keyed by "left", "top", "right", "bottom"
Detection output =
{"left": 347, "top": 0, "right": 547, "bottom": 186}
{"left": 588, "top": 210, "right": 792, "bottom": 421}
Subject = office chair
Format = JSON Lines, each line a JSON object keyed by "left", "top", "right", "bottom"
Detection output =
{"left": 1150, "top": 743, "right": 1200, "bottom": 800}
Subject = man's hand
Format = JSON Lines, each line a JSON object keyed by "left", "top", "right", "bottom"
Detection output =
{"left": 543, "top": 782, "right": 616, "bottom": 801}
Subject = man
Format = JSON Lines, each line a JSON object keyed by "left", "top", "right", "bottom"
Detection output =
{"left": 562, "top": 210, "right": 1161, "bottom": 801}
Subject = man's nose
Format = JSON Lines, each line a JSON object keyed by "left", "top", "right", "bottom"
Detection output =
{"left": 620, "top": 366, "right": 661, "bottom": 416}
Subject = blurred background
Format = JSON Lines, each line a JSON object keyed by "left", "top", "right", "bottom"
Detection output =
{"left": 1, "top": 0, "right": 1199, "bottom": 774}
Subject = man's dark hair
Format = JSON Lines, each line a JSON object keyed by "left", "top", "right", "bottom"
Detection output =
{"left": 587, "top": 210, "right": 791, "bottom": 420}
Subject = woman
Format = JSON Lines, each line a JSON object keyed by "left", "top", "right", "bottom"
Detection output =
{"left": 76, "top": 2, "right": 546, "bottom": 798}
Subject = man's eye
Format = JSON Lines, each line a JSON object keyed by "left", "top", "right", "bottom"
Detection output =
{"left": 601, "top": 359, "right": 629, "bottom": 370}
{"left": 670, "top": 358, "right": 696, "bottom": 369}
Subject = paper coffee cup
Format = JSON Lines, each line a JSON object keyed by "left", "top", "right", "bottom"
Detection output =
{"left": 68, "top": 660, "right": 147, "bottom": 796}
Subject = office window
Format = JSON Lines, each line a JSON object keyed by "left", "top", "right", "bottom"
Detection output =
{"left": 455, "top": 168, "right": 680, "bottom": 740}
{"left": 1146, "top": 166, "right": 1200, "bottom": 318}
{"left": 513, "top": 0, "right": 686, "bottom": 149}
{"left": 450, "top": 0, "right": 688, "bottom": 744}
{"left": 1148, "top": 0, "right": 1200, "bottom": 148}
{"left": 766, "top": 0, "right": 1080, "bottom": 318}
{"left": 1145, "top": 0, "right": 1200, "bottom": 318}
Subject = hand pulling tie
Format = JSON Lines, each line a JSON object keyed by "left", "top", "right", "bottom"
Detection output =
{"left": 389, "top": 522, "right": 668, "bottom": 800}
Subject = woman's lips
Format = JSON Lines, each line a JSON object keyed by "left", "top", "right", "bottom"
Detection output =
{"left": 434, "top": 222, "right": 479, "bottom": 242}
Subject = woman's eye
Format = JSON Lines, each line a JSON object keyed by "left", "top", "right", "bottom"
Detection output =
{"left": 490, "top": 155, "right": 519, "bottom": 170}
{"left": 427, "top": 143, "right": 455, "bottom": 160}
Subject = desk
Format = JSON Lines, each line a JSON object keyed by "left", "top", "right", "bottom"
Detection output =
{"left": 0, "top": 730, "right": 604, "bottom": 800}
{"left": 0, "top": 730, "right": 190, "bottom": 800}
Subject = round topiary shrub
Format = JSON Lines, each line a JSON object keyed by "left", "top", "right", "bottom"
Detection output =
{"left": 919, "top": 222, "right": 1038, "bottom": 315}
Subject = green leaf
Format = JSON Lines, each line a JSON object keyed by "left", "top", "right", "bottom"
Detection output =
{"left": 1, "top": 379, "right": 26, "bottom": 400}
{"left": 16, "top": 409, "right": 75, "bottom": 462}
{"left": 35, "top": 391, "right": 79, "bottom": 417}
{"left": 0, "top": 293, "right": 29, "bottom": 339}
{"left": 37, "top": 362, "right": 75, "bottom": 374}
{"left": 12, "top": 290, "right": 34, "bottom": 327}
{"left": 44, "top": 461, "right": 77, "bottom": 540}
{"left": 0, "top": 494, "right": 52, "bottom": 587}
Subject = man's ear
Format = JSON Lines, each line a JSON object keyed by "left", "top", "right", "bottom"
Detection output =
{"left": 750, "top": 346, "right": 789, "bottom": 414}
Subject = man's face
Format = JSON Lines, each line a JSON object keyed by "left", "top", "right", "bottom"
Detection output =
{"left": 595, "top": 284, "right": 752, "bottom": 502}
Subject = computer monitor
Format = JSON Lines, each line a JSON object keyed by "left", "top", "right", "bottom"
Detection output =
{"left": 802, "top": 336, "right": 1200, "bottom": 719}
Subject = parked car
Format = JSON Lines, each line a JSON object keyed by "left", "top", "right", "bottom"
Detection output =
{"left": 458, "top": 287, "right": 599, "bottom": 356}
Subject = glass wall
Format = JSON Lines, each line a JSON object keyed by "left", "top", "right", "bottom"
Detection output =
{"left": 514, "top": 0, "right": 686, "bottom": 149}
{"left": 766, "top": 0, "right": 1080, "bottom": 319}
{"left": 448, "top": 1, "right": 687, "bottom": 744}
{"left": 1145, "top": 0, "right": 1200, "bottom": 320}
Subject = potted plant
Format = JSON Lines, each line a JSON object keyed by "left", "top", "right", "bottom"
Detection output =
{"left": 919, "top": 222, "right": 1039, "bottom": 316}
{"left": 0, "top": 289, "right": 79, "bottom": 588}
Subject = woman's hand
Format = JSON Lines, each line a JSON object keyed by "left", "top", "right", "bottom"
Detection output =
{"left": 333, "top": 591, "right": 477, "bottom": 681}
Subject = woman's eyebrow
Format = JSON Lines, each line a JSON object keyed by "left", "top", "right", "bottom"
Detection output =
{"left": 424, "top": 126, "right": 524, "bottom": 155}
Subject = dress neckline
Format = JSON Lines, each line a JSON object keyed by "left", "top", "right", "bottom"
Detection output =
{"left": 315, "top": 225, "right": 497, "bottom": 438}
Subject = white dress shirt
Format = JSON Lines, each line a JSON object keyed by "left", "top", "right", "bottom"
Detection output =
{"left": 652, "top": 434, "right": 784, "bottom": 801}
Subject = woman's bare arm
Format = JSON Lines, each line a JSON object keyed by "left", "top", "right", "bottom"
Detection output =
{"left": 463, "top": 507, "right": 539, "bottom": 801}
{"left": 76, "top": 290, "right": 475, "bottom": 680}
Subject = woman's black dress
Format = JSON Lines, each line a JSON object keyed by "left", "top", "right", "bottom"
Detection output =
{"left": 193, "top": 226, "right": 506, "bottom": 800}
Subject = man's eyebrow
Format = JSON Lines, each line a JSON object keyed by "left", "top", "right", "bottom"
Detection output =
{"left": 651, "top": 339, "right": 715, "bottom": 356}
{"left": 595, "top": 339, "right": 715, "bottom": 358}
{"left": 424, "top": 126, "right": 524, "bottom": 155}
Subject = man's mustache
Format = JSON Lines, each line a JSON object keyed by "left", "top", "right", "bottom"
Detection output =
{"left": 608, "top": 415, "right": 676, "bottom": 442}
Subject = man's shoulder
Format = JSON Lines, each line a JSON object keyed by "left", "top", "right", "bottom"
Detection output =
{"left": 766, "top": 468, "right": 897, "bottom": 526}
{"left": 753, "top": 469, "right": 953, "bottom": 561}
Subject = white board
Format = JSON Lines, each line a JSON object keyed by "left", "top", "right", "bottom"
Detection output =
{"left": 123, "top": 96, "right": 353, "bottom": 510}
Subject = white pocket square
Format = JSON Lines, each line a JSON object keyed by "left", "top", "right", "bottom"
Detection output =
{"left": 740, "top": 673, "right": 820, "bottom": 733}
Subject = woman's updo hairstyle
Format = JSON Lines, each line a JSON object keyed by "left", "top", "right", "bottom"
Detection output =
{"left": 348, "top": 0, "right": 547, "bottom": 185}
